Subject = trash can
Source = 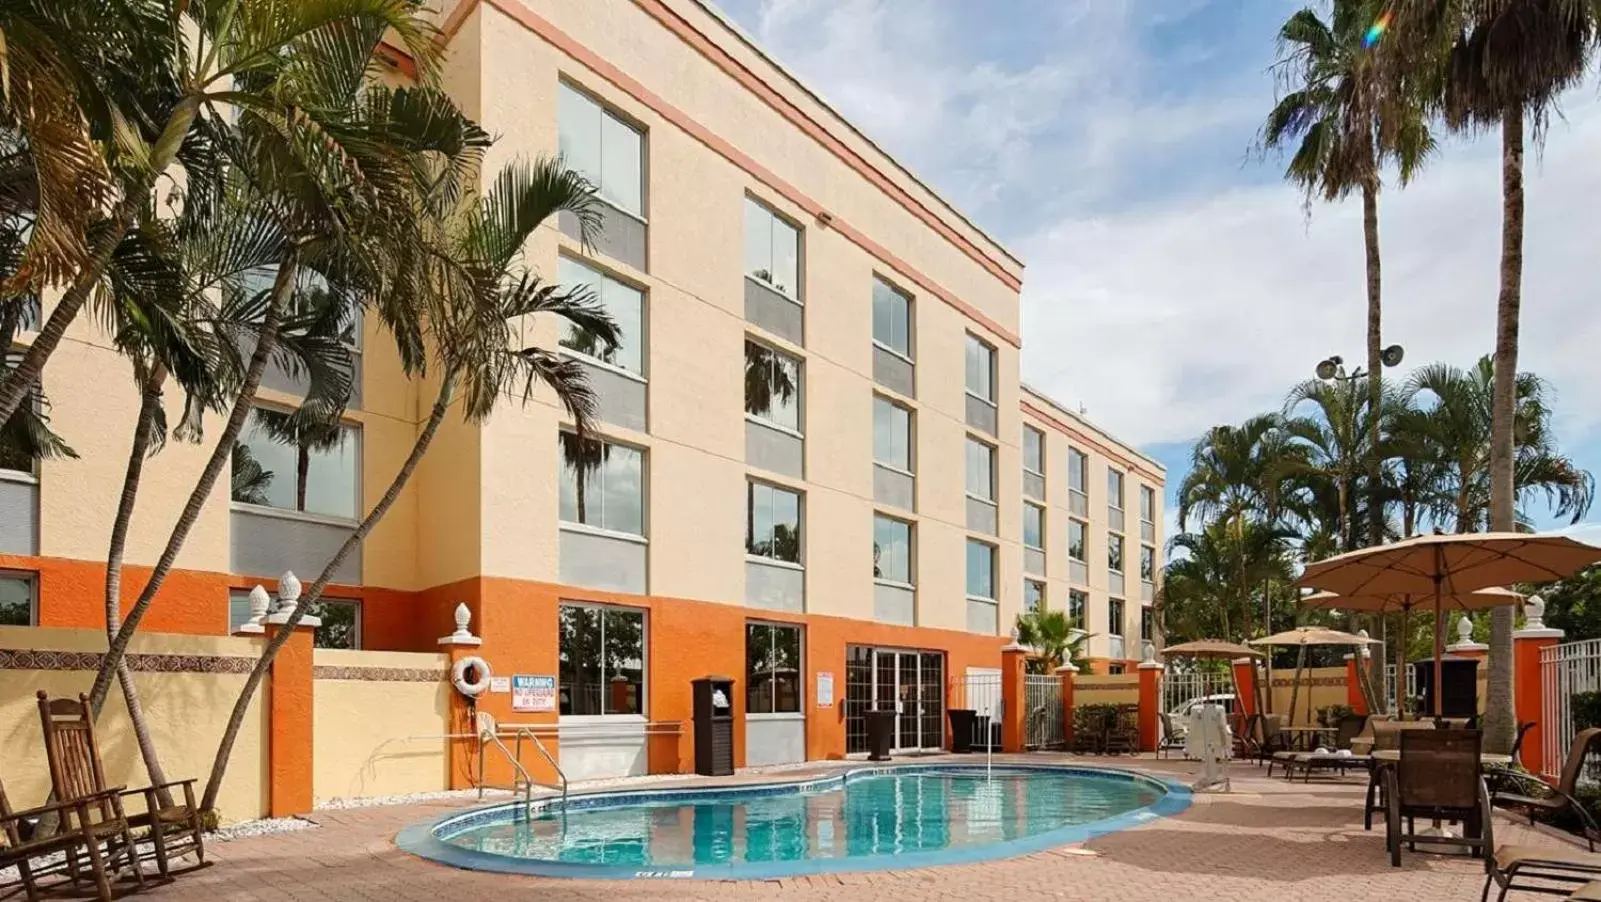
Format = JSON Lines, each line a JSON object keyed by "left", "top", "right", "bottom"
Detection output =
{"left": 947, "top": 709, "right": 977, "bottom": 753}
{"left": 691, "top": 675, "right": 736, "bottom": 776}
{"left": 866, "top": 709, "right": 896, "bottom": 761}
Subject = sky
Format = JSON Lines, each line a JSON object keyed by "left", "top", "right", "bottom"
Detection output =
{"left": 713, "top": 0, "right": 1601, "bottom": 550}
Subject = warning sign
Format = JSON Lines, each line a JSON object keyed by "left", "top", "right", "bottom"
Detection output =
{"left": 511, "top": 675, "right": 556, "bottom": 712}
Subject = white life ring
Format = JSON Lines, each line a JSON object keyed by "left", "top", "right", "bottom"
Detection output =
{"left": 452, "top": 656, "right": 492, "bottom": 698}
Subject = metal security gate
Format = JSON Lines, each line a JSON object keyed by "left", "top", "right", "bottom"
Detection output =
{"left": 954, "top": 668, "right": 1002, "bottom": 751}
{"left": 1163, "top": 669, "right": 1235, "bottom": 719}
{"left": 1024, "top": 674, "right": 1064, "bottom": 749}
{"left": 1542, "top": 638, "right": 1601, "bottom": 780}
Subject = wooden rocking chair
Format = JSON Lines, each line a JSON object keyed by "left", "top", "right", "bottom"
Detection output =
{"left": 2, "top": 775, "right": 144, "bottom": 901}
{"left": 37, "top": 692, "right": 207, "bottom": 877}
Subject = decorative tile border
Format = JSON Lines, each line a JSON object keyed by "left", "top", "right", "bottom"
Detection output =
{"left": 0, "top": 648, "right": 256, "bottom": 674}
{"left": 1268, "top": 676, "right": 1347, "bottom": 688}
{"left": 1076, "top": 681, "right": 1141, "bottom": 692}
{"left": 313, "top": 665, "right": 446, "bottom": 683}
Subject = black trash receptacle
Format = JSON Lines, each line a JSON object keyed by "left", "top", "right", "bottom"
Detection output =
{"left": 948, "top": 709, "right": 977, "bottom": 753}
{"left": 866, "top": 710, "right": 895, "bottom": 761}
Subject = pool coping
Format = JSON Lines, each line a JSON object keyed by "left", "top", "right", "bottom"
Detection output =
{"left": 395, "top": 762, "right": 1193, "bottom": 881}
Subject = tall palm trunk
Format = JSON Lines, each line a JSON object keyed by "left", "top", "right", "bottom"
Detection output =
{"left": 88, "top": 252, "right": 299, "bottom": 714}
{"left": 1363, "top": 178, "right": 1384, "bottom": 549}
{"left": 102, "top": 368, "right": 174, "bottom": 805}
{"left": 202, "top": 371, "right": 458, "bottom": 812}
{"left": 1484, "top": 105, "right": 1525, "bottom": 756}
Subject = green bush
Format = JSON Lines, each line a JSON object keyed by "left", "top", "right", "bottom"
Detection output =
{"left": 1572, "top": 691, "right": 1601, "bottom": 732}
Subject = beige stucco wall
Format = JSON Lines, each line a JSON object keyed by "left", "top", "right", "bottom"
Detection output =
{"left": 1268, "top": 666, "right": 1353, "bottom": 726}
{"left": 0, "top": 627, "right": 267, "bottom": 824}
{"left": 1075, "top": 674, "right": 1141, "bottom": 706}
{"left": 311, "top": 649, "right": 451, "bottom": 803}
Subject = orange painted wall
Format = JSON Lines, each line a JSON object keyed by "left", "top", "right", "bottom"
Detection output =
{"left": 268, "top": 627, "right": 314, "bottom": 817}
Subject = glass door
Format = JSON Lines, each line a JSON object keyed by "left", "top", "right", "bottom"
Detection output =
{"left": 897, "top": 652, "right": 921, "bottom": 750}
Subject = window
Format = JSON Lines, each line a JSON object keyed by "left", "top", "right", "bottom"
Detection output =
{"left": 1140, "top": 545, "right": 1156, "bottom": 582}
{"left": 231, "top": 410, "right": 360, "bottom": 519}
{"left": 747, "top": 481, "right": 801, "bottom": 564}
{"left": 965, "top": 438, "right": 995, "bottom": 502}
{"left": 1023, "top": 502, "right": 1044, "bottom": 551}
{"left": 1023, "top": 426, "right": 1044, "bottom": 475}
{"left": 1024, "top": 579, "right": 1044, "bottom": 613}
{"left": 746, "top": 622, "right": 802, "bottom": 715}
{"left": 872, "top": 515, "right": 912, "bottom": 584}
{"left": 1140, "top": 485, "right": 1156, "bottom": 524}
{"left": 1068, "top": 448, "right": 1087, "bottom": 494}
{"left": 871, "top": 276, "right": 912, "bottom": 358}
{"left": 1108, "top": 468, "right": 1125, "bottom": 511}
{"left": 1141, "top": 606, "right": 1155, "bottom": 643}
{"left": 1068, "top": 519, "right": 1087, "bottom": 562}
{"left": 965, "top": 539, "right": 996, "bottom": 600}
{"left": 1108, "top": 663, "right": 1126, "bottom": 675}
{"left": 1108, "top": 533, "right": 1125, "bottom": 574}
{"left": 964, "top": 334, "right": 995, "bottom": 403}
{"left": 743, "top": 198, "right": 800, "bottom": 299}
{"left": 1109, "top": 598, "right": 1125, "bottom": 636}
{"left": 872, "top": 396, "right": 912, "bottom": 472}
{"left": 557, "top": 256, "right": 645, "bottom": 375}
{"left": 744, "top": 340, "right": 802, "bottom": 433}
{"left": 225, "top": 589, "right": 359, "bottom": 649}
{"left": 0, "top": 572, "right": 35, "bottom": 626}
{"left": 557, "top": 82, "right": 644, "bottom": 216}
{"left": 559, "top": 603, "right": 645, "bottom": 716}
{"left": 558, "top": 436, "right": 644, "bottom": 536}
{"left": 1068, "top": 589, "right": 1087, "bottom": 629}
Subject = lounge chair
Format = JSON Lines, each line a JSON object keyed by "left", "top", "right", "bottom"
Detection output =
{"left": 1280, "top": 713, "right": 1372, "bottom": 781}
{"left": 1492, "top": 727, "right": 1601, "bottom": 849}
{"left": 38, "top": 692, "right": 207, "bottom": 876}
{"left": 1383, "top": 728, "right": 1493, "bottom": 867}
{"left": 1481, "top": 844, "right": 1601, "bottom": 902}
{"left": 1, "top": 776, "right": 144, "bottom": 901}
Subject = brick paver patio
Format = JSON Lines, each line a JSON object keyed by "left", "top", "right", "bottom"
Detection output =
{"left": 126, "top": 757, "right": 1589, "bottom": 902}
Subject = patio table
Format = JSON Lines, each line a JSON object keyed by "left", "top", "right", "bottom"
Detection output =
{"left": 1370, "top": 749, "right": 1512, "bottom": 767}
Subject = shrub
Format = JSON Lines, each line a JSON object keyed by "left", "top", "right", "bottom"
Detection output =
{"left": 1572, "top": 692, "right": 1601, "bottom": 732}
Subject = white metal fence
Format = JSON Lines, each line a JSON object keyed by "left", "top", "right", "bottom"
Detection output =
{"left": 1383, "top": 663, "right": 1418, "bottom": 715}
{"left": 1163, "top": 670, "right": 1235, "bottom": 719}
{"left": 1541, "top": 638, "right": 1601, "bottom": 780}
{"left": 955, "top": 670, "right": 1003, "bottom": 751}
{"left": 1024, "top": 674, "right": 1064, "bottom": 749}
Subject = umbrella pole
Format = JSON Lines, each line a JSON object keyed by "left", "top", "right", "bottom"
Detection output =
{"left": 1433, "top": 575, "right": 1445, "bottom": 722}
{"left": 1397, "top": 605, "right": 1409, "bottom": 717}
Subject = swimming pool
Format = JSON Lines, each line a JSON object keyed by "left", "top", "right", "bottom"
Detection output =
{"left": 397, "top": 764, "right": 1190, "bottom": 879}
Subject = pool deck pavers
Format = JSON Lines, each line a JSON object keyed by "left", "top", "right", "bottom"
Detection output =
{"left": 64, "top": 755, "right": 1594, "bottom": 902}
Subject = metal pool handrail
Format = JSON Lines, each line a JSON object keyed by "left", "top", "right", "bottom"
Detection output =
{"left": 510, "top": 726, "right": 567, "bottom": 809}
{"left": 479, "top": 726, "right": 537, "bottom": 805}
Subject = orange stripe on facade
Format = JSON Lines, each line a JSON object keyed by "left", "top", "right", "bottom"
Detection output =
{"left": 431, "top": 0, "right": 1023, "bottom": 348}
{"left": 1020, "top": 400, "right": 1164, "bottom": 484}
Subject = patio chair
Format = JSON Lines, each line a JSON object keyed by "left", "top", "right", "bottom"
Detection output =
{"left": 38, "top": 692, "right": 207, "bottom": 876}
{"left": 1492, "top": 727, "right": 1601, "bottom": 849}
{"left": 1480, "top": 844, "right": 1601, "bottom": 902}
{"left": 1104, "top": 706, "right": 1139, "bottom": 755}
{"left": 1382, "top": 728, "right": 1493, "bottom": 867}
{"left": 1363, "top": 718, "right": 1437, "bottom": 829}
{"left": 1157, "top": 712, "right": 1184, "bottom": 759}
{"left": 1483, "top": 721, "right": 1539, "bottom": 797}
{"left": 1, "top": 775, "right": 144, "bottom": 901}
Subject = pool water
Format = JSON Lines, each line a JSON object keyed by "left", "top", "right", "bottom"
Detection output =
{"left": 413, "top": 766, "right": 1183, "bottom": 878}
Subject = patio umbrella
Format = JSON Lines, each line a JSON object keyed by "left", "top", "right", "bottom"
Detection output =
{"left": 1302, "top": 587, "right": 1524, "bottom": 715}
{"left": 1250, "top": 627, "right": 1380, "bottom": 728}
{"left": 1162, "top": 640, "right": 1264, "bottom": 717}
{"left": 1297, "top": 532, "right": 1601, "bottom": 717}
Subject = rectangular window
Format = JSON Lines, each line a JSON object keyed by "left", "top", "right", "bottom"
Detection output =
{"left": 1109, "top": 598, "right": 1125, "bottom": 636}
{"left": 965, "top": 539, "right": 996, "bottom": 600}
{"left": 964, "top": 334, "right": 995, "bottom": 403}
{"left": 1068, "top": 448, "right": 1087, "bottom": 493}
{"left": 1024, "top": 579, "right": 1044, "bottom": 614}
{"left": 0, "top": 571, "right": 35, "bottom": 626}
{"left": 558, "top": 436, "right": 645, "bottom": 536}
{"left": 746, "top": 622, "right": 802, "bottom": 715}
{"left": 872, "top": 396, "right": 912, "bottom": 472}
{"left": 965, "top": 438, "right": 995, "bottom": 502}
{"left": 0, "top": 355, "right": 41, "bottom": 474}
{"left": 1023, "top": 502, "right": 1045, "bottom": 551}
{"left": 1108, "top": 468, "right": 1125, "bottom": 510}
{"left": 1140, "top": 485, "right": 1156, "bottom": 524}
{"left": 226, "top": 589, "right": 359, "bottom": 649}
{"left": 747, "top": 481, "right": 802, "bottom": 564}
{"left": 744, "top": 340, "right": 802, "bottom": 433}
{"left": 1140, "top": 545, "right": 1156, "bottom": 581}
{"left": 557, "top": 82, "right": 644, "bottom": 216}
{"left": 743, "top": 198, "right": 800, "bottom": 300}
{"left": 1108, "top": 663, "right": 1126, "bottom": 675}
{"left": 231, "top": 410, "right": 360, "bottom": 520}
{"left": 559, "top": 603, "right": 646, "bottom": 716}
{"left": 1108, "top": 533, "right": 1125, "bottom": 574}
{"left": 557, "top": 255, "right": 645, "bottom": 375}
{"left": 1023, "top": 426, "right": 1044, "bottom": 475}
{"left": 872, "top": 514, "right": 912, "bottom": 584}
{"left": 1068, "top": 589, "right": 1087, "bottom": 629}
{"left": 1141, "top": 606, "right": 1155, "bottom": 643}
{"left": 1068, "top": 519, "right": 1087, "bottom": 562}
{"left": 871, "top": 276, "right": 912, "bottom": 358}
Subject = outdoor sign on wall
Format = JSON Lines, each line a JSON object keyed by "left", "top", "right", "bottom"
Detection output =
{"left": 816, "top": 672, "right": 834, "bottom": 708}
{"left": 488, "top": 676, "right": 511, "bottom": 694}
{"left": 511, "top": 674, "right": 556, "bottom": 712}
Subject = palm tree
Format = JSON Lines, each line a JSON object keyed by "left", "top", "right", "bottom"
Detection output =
{"left": 1162, "top": 520, "right": 1297, "bottom": 645}
{"left": 200, "top": 156, "right": 618, "bottom": 812}
{"left": 1280, "top": 376, "right": 1383, "bottom": 553}
{"left": 1261, "top": 0, "right": 1432, "bottom": 550}
{"left": 1015, "top": 609, "right": 1090, "bottom": 674}
{"left": 1391, "top": 0, "right": 1600, "bottom": 754}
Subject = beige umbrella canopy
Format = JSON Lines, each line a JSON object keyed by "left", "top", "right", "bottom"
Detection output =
{"left": 1161, "top": 639, "right": 1263, "bottom": 660}
{"left": 1297, "top": 533, "right": 1599, "bottom": 717}
{"left": 1250, "top": 627, "right": 1380, "bottom": 725}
